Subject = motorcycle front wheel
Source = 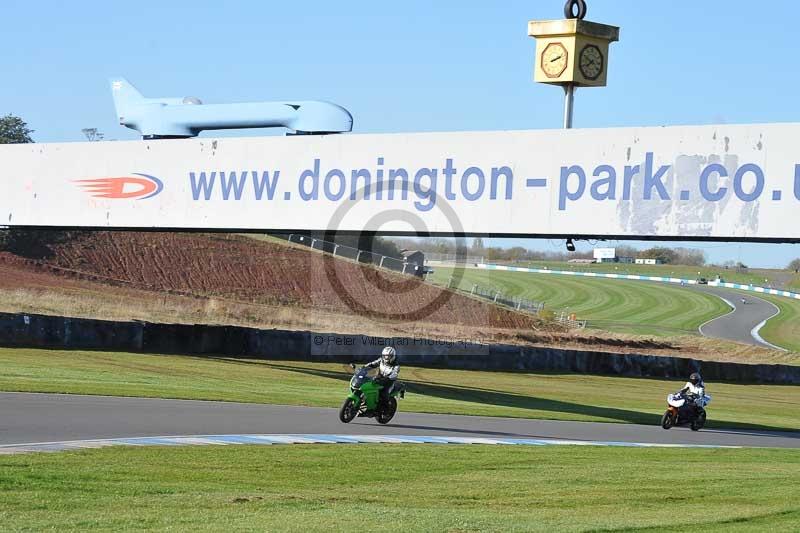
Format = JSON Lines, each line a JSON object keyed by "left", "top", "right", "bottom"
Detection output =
{"left": 339, "top": 398, "right": 358, "bottom": 423}
{"left": 660, "top": 410, "right": 674, "bottom": 430}
{"left": 376, "top": 397, "right": 397, "bottom": 425}
{"left": 691, "top": 411, "right": 707, "bottom": 431}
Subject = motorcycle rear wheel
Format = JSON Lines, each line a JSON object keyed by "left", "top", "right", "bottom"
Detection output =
{"left": 376, "top": 397, "right": 397, "bottom": 425}
{"left": 660, "top": 410, "right": 674, "bottom": 430}
{"left": 339, "top": 398, "right": 358, "bottom": 423}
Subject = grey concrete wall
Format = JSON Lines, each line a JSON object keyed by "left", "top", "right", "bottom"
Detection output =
{"left": 0, "top": 312, "right": 798, "bottom": 384}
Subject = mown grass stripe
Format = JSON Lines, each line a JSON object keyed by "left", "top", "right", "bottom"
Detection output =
{"left": 432, "top": 267, "right": 730, "bottom": 336}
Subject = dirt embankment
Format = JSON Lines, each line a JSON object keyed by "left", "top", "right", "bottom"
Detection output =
{"left": 1, "top": 231, "right": 790, "bottom": 363}
{"left": 0, "top": 232, "right": 544, "bottom": 330}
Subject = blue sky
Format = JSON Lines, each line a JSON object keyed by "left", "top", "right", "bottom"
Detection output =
{"left": 3, "top": 0, "right": 800, "bottom": 267}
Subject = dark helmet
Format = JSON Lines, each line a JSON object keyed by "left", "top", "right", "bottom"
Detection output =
{"left": 689, "top": 372, "right": 702, "bottom": 385}
{"left": 381, "top": 346, "right": 397, "bottom": 365}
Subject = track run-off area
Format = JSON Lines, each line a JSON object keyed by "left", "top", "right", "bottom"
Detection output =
{"left": 1, "top": 392, "right": 798, "bottom": 453}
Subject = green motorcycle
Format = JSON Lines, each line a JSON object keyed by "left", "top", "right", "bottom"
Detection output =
{"left": 339, "top": 364, "right": 405, "bottom": 424}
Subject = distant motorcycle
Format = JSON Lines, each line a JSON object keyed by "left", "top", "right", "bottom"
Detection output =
{"left": 339, "top": 364, "right": 405, "bottom": 425}
{"left": 661, "top": 391, "right": 711, "bottom": 431}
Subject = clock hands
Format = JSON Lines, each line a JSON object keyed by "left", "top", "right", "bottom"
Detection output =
{"left": 550, "top": 55, "right": 563, "bottom": 63}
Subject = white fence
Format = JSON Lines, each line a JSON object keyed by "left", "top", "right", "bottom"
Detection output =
{"left": 477, "top": 263, "right": 800, "bottom": 301}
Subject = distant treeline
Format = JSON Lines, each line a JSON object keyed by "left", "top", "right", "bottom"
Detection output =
{"left": 388, "top": 238, "right": 708, "bottom": 266}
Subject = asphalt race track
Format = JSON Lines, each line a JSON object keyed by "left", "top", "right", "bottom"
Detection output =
{"left": 694, "top": 286, "right": 782, "bottom": 349}
{"left": 1, "top": 392, "right": 798, "bottom": 449}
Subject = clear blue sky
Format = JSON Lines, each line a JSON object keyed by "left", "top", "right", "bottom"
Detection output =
{"left": 3, "top": 0, "right": 800, "bottom": 267}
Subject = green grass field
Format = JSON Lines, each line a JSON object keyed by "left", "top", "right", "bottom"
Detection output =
{"left": 1, "top": 445, "right": 798, "bottom": 531}
{"left": 430, "top": 266, "right": 730, "bottom": 336}
{"left": 494, "top": 260, "right": 800, "bottom": 288}
{"left": 2, "top": 348, "right": 798, "bottom": 431}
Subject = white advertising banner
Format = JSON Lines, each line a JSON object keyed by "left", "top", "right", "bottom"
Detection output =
{"left": 2, "top": 122, "right": 799, "bottom": 240}
{"left": 593, "top": 248, "right": 616, "bottom": 259}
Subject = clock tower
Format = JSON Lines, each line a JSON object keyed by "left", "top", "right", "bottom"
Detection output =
{"left": 528, "top": 1, "right": 620, "bottom": 128}
{"left": 529, "top": 18, "right": 619, "bottom": 87}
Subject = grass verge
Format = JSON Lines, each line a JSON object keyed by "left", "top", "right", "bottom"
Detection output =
{"left": 1, "top": 348, "right": 798, "bottom": 431}
{"left": 1, "top": 445, "right": 798, "bottom": 532}
{"left": 751, "top": 293, "right": 800, "bottom": 352}
{"left": 429, "top": 266, "right": 730, "bottom": 336}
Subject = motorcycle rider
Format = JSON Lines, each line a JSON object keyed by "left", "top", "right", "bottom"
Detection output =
{"left": 365, "top": 346, "right": 400, "bottom": 407}
{"left": 678, "top": 372, "right": 706, "bottom": 414}
{"left": 680, "top": 372, "right": 705, "bottom": 396}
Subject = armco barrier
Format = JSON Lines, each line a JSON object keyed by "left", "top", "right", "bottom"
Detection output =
{"left": 477, "top": 264, "right": 800, "bottom": 300}
{"left": 0, "top": 312, "right": 798, "bottom": 384}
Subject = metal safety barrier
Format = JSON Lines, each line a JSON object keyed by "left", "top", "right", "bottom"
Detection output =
{"left": 283, "top": 234, "right": 424, "bottom": 277}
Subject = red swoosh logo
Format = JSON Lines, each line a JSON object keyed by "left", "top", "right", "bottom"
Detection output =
{"left": 75, "top": 176, "right": 161, "bottom": 199}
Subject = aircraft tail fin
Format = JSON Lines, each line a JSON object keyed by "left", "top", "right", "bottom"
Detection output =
{"left": 109, "top": 77, "right": 144, "bottom": 120}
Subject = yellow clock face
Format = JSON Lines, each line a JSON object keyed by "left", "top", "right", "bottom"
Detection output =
{"left": 579, "top": 44, "right": 604, "bottom": 81}
{"left": 541, "top": 42, "right": 568, "bottom": 79}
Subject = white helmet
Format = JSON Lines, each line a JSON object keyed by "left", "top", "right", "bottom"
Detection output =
{"left": 381, "top": 346, "right": 397, "bottom": 364}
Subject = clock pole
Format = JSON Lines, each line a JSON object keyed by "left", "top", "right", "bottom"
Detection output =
{"left": 562, "top": 0, "right": 581, "bottom": 129}
{"left": 563, "top": 84, "right": 575, "bottom": 129}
